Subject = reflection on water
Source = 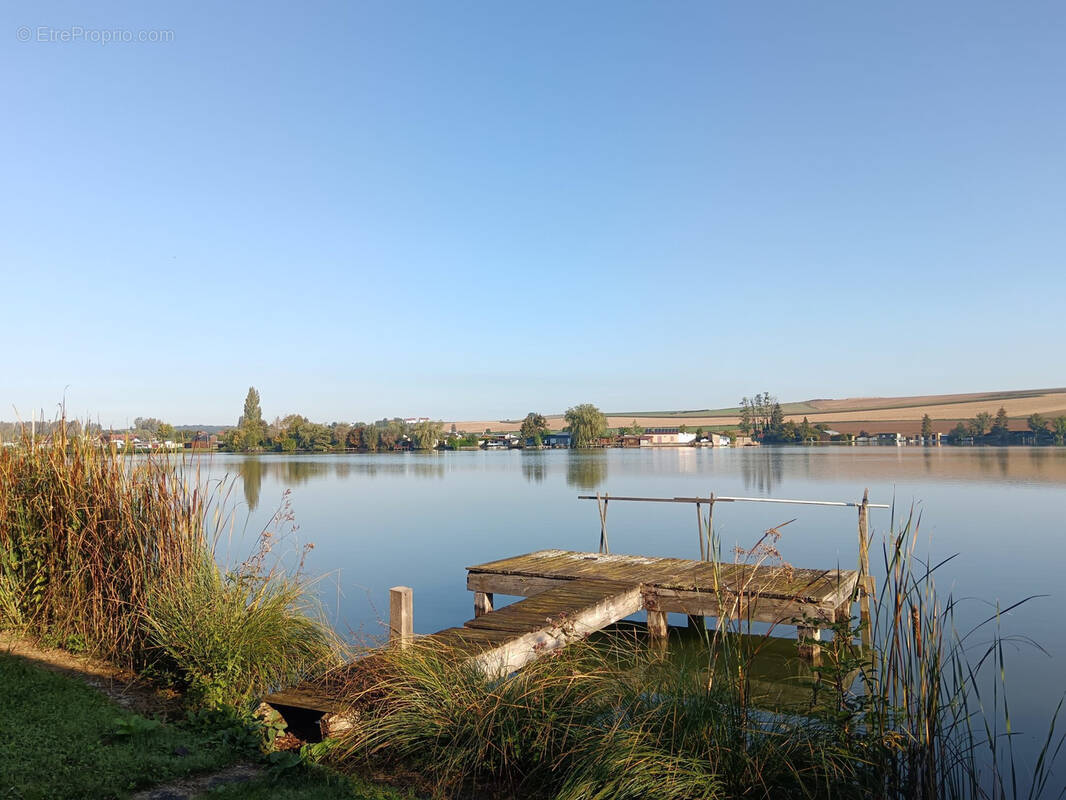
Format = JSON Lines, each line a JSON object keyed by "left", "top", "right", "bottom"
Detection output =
{"left": 740, "top": 449, "right": 784, "bottom": 494}
{"left": 602, "top": 624, "right": 833, "bottom": 714}
{"left": 520, "top": 452, "right": 547, "bottom": 483}
{"left": 971, "top": 447, "right": 1012, "bottom": 478}
{"left": 240, "top": 457, "right": 263, "bottom": 510}
{"left": 565, "top": 452, "right": 608, "bottom": 489}
{"left": 237, "top": 458, "right": 332, "bottom": 510}
{"left": 235, "top": 455, "right": 445, "bottom": 510}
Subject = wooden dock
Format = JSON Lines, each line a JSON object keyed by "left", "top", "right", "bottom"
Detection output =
{"left": 467, "top": 549, "right": 857, "bottom": 657}
{"left": 261, "top": 490, "right": 886, "bottom": 739}
{"left": 262, "top": 549, "right": 858, "bottom": 732}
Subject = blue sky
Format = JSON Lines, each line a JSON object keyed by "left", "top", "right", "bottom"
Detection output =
{"left": 2, "top": 2, "right": 1063, "bottom": 426}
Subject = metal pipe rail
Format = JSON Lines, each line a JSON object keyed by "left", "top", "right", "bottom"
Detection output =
{"left": 578, "top": 489, "right": 882, "bottom": 650}
{"left": 578, "top": 494, "right": 890, "bottom": 509}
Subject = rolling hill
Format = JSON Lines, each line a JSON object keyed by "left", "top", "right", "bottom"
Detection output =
{"left": 447, "top": 388, "right": 1066, "bottom": 435}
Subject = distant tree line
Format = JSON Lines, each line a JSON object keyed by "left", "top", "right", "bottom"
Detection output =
{"left": 37, "top": 390, "right": 1063, "bottom": 453}
{"left": 947, "top": 406, "right": 1066, "bottom": 445}
{"left": 739, "top": 396, "right": 1066, "bottom": 446}
{"left": 221, "top": 393, "right": 622, "bottom": 452}
{"left": 222, "top": 388, "right": 446, "bottom": 452}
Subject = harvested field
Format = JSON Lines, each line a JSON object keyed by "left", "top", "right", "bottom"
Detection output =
{"left": 447, "top": 388, "right": 1066, "bottom": 434}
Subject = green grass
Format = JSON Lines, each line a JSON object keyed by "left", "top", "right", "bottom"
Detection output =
{"left": 0, "top": 653, "right": 414, "bottom": 800}
{"left": 0, "top": 652, "right": 239, "bottom": 799}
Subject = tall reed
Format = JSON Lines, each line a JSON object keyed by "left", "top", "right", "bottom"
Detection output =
{"left": 0, "top": 429, "right": 340, "bottom": 707}
{"left": 858, "top": 509, "right": 1065, "bottom": 799}
{"left": 0, "top": 430, "right": 205, "bottom": 664}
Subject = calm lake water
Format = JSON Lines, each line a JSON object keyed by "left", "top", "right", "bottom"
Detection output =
{"left": 195, "top": 446, "right": 1065, "bottom": 766}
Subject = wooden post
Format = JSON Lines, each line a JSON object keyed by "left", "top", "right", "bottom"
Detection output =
{"left": 705, "top": 493, "right": 715, "bottom": 561}
{"left": 647, "top": 610, "right": 668, "bottom": 644}
{"left": 797, "top": 625, "right": 822, "bottom": 661}
{"left": 597, "top": 492, "right": 610, "bottom": 554}
{"left": 474, "top": 591, "right": 494, "bottom": 618}
{"left": 389, "top": 586, "right": 413, "bottom": 648}
{"left": 687, "top": 614, "right": 706, "bottom": 631}
{"left": 858, "top": 489, "right": 873, "bottom": 650}
{"left": 695, "top": 502, "right": 704, "bottom": 561}
{"left": 834, "top": 601, "right": 851, "bottom": 623}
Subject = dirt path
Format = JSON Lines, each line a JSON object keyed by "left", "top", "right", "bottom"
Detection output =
{"left": 130, "top": 763, "right": 265, "bottom": 799}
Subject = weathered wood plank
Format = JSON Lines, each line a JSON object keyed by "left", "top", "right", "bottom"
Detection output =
{"left": 643, "top": 587, "right": 845, "bottom": 625}
{"left": 263, "top": 689, "right": 346, "bottom": 714}
{"left": 469, "top": 581, "right": 645, "bottom": 679}
{"left": 467, "top": 572, "right": 571, "bottom": 597}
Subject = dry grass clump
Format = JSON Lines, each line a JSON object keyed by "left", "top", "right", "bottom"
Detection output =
{"left": 0, "top": 432, "right": 203, "bottom": 663}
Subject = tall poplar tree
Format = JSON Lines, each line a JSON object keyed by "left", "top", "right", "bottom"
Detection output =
{"left": 237, "top": 386, "right": 264, "bottom": 450}
{"left": 921, "top": 414, "right": 933, "bottom": 438}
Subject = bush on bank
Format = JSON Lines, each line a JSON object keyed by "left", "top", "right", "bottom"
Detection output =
{"left": 0, "top": 434, "right": 340, "bottom": 709}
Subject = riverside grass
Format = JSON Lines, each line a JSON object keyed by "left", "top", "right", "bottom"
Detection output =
{"left": 0, "top": 432, "right": 341, "bottom": 709}
{"left": 333, "top": 513, "right": 1065, "bottom": 800}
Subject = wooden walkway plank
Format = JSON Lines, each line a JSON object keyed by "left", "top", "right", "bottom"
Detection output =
{"left": 464, "top": 579, "right": 645, "bottom": 679}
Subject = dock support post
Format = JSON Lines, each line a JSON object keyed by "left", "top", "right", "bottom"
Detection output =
{"left": 857, "top": 489, "right": 873, "bottom": 650}
{"left": 797, "top": 625, "right": 822, "bottom": 661}
{"left": 474, "top": 591, "right": 493, "bottom": 618}
{"left": 696, "top": 502, "right": 704, "bottom": 561}
{"left": 706, "top": 493, "right": 715, "bottom": 561}
{"left": 687, "top": 614, "right": 706, "bottom": 631}
{"left": 835, "top": 601, "right": 851, "bottom": 624}
{"left": 597, "top": 492, "right": 610, "bottom": 554}
{"left": 389, "top": 586, "right": 413, "bottom": 649}
{"left": 647, "top": 610, "right": 668, "bottom": 644}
